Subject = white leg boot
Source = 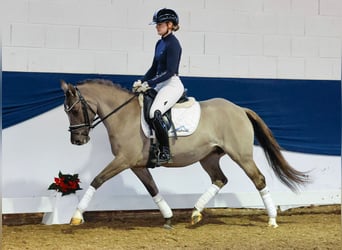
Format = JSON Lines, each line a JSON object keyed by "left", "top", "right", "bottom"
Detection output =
{"left": 192, "top": 184, "right": 220, "bottom": 225}
{"left": 153, "top": 193, "right": 173, "bottom": 229}
{"left": 259, "top": 186, "right": 278, "bottom": 228}
{"left": 70, "top": 186, "right": 96, "bottom": 225}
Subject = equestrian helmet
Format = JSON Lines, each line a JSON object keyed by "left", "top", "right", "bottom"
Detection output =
{"left": 151, "top": 8, "right": 179, "bottom": 25}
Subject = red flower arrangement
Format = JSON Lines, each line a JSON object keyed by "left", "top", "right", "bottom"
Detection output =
{"left": 48, "top": 171, "right": 82, "bottom": 196}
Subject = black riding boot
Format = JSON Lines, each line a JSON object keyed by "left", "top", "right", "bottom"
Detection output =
{"left": 151, "top": 110, "right": 171, "bottom": 164}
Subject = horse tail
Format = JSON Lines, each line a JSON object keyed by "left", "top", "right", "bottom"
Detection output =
{"left": 244, "top": 108, "right": 309, "bottom": 192}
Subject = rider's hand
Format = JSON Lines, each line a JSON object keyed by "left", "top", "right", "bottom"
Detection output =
{"left": 140, "top": 82, "right": 150, "bottom": 92}
{"left": 132, "top": 80, "right": 142, "bottom": 92}
{"left": 133, "top": 80, "right": 150, "bottom": 93}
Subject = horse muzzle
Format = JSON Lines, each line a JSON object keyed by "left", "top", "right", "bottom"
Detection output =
{"left": 70, "top": 131, "right": 90, "bottom": 145}
{"left": 71, "top": 136, "right": 90, "bottom": 145}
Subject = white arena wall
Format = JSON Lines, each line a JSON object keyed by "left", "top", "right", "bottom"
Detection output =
{"left": 2, "top": 0, "right": 341, "bottom": 215}
{"left": 2, "top": 0, "right": 342, "bottom": 79}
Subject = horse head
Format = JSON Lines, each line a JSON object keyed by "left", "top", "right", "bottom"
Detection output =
{"left": 61, "top": 80, "right": 97, "bottom": 145}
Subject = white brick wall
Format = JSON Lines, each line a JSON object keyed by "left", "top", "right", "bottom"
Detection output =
{"left": 277, "top": 15, "right": 305, "bottom": 35}
{"left": 2, "top": 0, "right": 342, "bottom": 79}
{"left": 46, "top": 26, "right": 79, "bottom": 49}
{"left": 319, "top": 38, "right": 341, "bottom": 57}
{"left": 250, "top": 56, "right": 277, "bottom": 78}
{"left": 11, "top": 23, "right": 45, "bottom": 47}
{"left": 234, "top": 34, "right": 263, "bottom": 56}
{"left": 264, "top": 35, "right": 291, "bottom": 56}
{"left": 278, "top": 57, "right": 305, "bottom": 78}
{"left": 292, "top": 0, "right": 319, "bottom": 15}
{"left": 320, "top": 0, "right": 342, "bottom": 16}
{"left": 292, "top": 37, "right": 319, "bottom": 57}
{"left": 264, "top": 0, "right": 292, "bottom": 14}
{"left": 80, "top": 27, "right": 112, "bottom": 50}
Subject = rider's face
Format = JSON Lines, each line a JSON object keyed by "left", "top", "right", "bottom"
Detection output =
{"left": 156, "top": 22, "right": 171, "bottom": 37}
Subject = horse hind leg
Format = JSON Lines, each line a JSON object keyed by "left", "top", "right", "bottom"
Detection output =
{"left": 191, "top": 151, "right": 228, "bottom": 225}
{"left": 235, "top": 156, "right": 278, "bottom": 228}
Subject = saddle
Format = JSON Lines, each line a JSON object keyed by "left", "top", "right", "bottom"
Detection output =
{"left": 141, "top": 89, "right": 190, "bottom": 168}
{"left": 142, "top": 88, "right": 189, "bottom": 134}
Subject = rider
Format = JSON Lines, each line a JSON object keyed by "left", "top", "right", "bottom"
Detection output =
{"left": 134, "top": 8, "right": 185, "bottom": 164}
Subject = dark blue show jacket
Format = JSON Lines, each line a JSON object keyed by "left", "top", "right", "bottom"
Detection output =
{"left": 142, "top": 33, "right": 182, "bottom": 86}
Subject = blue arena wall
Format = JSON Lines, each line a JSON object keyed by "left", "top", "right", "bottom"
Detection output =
{"left": 3, "top": 71, "right": 341, "bottom": 156}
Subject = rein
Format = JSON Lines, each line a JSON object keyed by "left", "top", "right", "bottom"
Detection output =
{"left": 66, "top": 86, "right": 138, "bottom": 132}
{"left": 91, "top": 92, "right": 138, "bottom": 129}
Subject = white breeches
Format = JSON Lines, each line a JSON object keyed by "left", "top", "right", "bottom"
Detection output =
{"left": 149, "top": 76, "right": 185, "bottom": 119}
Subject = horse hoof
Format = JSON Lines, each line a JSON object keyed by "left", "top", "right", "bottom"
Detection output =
{"left": 163, "top": 224, "right": 173, "bottom": 230}
{"left": 268, "top": 218, "right": 278, "bottom": 228}
{"left": 163, "top": 218, "right": 173, "bottom": 229}
{"left": 70, "top": 217, "right": 83, "bottom": 226}
{"left": 191, "top": 210, "right": 203, "bottom": 225}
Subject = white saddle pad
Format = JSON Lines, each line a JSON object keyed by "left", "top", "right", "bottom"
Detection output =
{"left": 141, "top": 97, "right": 201, "bottom": 138}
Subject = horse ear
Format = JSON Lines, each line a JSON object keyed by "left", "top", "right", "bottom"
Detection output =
{"left": 61, "top": 80, "right": 69, "bottom": 93}
{"left": 60, "top": 80, "right": 76, "bottom": 96}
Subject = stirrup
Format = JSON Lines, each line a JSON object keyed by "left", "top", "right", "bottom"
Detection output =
{"left": 151, "top": 149, "right": 171, "bottom": 164}
{"left": 151, "top": 158, "right": 170, "bottom": 165}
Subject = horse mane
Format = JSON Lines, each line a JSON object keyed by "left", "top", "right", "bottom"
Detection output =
{"left": 77, "top": 79, "right": 131, "bottom": 94}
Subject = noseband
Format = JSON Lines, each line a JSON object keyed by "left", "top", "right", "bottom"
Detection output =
{"left": 64, "top": 86, "right": 137, "bottom": 133}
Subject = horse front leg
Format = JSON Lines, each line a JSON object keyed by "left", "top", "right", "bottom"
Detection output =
{"left": 70, "top": 156, "right": 129, "bottom": 225}
{"left": 131, "top": 168, "right": 173, "bottom": 229}
{"left": 191, "top": 153, "right": 228, "bottom": 225}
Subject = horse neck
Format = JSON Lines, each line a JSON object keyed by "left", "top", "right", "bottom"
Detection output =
{"left": 99, "top": 86, "right": 132, "bottom": 116}
{"left": 81, "top": 83, "right": 138, "bottom": 132}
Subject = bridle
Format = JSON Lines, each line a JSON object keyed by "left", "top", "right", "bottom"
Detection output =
{"left": 64, "top": 86, "right": 137, "bottom": 133}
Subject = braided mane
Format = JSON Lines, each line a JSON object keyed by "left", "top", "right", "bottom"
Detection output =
{"left": 77, "top": 79, "right": 131, "bottom": 93}
{"left": 77, "top": 79, "right": 114, "bottom": 86}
